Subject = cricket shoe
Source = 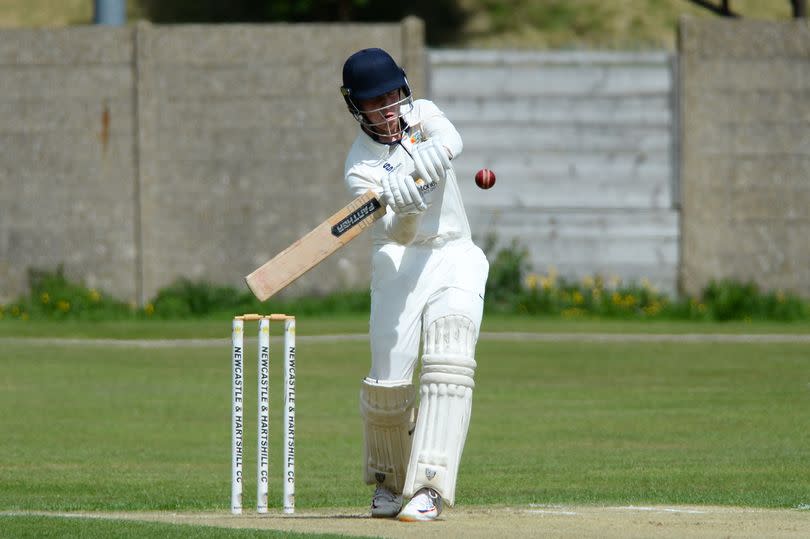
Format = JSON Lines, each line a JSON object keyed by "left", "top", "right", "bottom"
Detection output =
{"left": 397, "top": 487, "right": 443, "bottom": 522}
{"left": 371, "top": 485, "right": 403, "bottom": 518}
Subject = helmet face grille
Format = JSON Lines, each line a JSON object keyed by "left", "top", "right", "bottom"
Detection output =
{"left": 353, "top": 95, "right": 414, "bottom": 140}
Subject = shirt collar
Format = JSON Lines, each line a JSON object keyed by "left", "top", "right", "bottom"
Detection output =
{"left": 358, "top": 119, "right": 413, "bottom": 156}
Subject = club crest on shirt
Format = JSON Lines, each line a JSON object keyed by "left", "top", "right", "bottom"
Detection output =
{"left": 409, "top": 122, "right": 425, "bottom": 144}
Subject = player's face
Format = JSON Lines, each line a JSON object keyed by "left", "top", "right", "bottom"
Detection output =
{"left": 357, "top": 90, "right": 403, "bottom": 142}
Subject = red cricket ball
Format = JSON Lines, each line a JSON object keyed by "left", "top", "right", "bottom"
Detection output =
{"left": 475, "top": 168, "right": 496, "bottom": 189}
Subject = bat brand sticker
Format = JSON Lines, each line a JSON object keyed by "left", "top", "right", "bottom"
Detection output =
{"left": 331, "top": 198, "right": 383, "bottom": 237}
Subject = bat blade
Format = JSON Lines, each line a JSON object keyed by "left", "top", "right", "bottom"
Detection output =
{"left": 245, "top": 190, "right": 386, "bottom": 301}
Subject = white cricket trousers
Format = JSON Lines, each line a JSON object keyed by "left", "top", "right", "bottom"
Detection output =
{"left": 367, "top": 238, "right": 489, "bottom": 382}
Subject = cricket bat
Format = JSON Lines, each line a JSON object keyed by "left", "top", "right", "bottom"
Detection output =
{"left": 245, "top": 190, "right": 386, "bottom": 301}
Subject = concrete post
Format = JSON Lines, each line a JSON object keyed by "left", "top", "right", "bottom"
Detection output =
{"left": 94, "top": 0, "right": 126, "bottom": 26}
{"left": 401, "top": 16, "right": 426, "bottom": 98}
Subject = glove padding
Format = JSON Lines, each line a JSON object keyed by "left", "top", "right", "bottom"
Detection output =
{"left": 412, "top": 138, "right": 452, "bottom": 185}
{"left": 381, "top": 171, "right": 427, "bottom": 215}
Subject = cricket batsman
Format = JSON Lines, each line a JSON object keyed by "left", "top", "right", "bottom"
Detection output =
{"left": 340, "top": 48, "right": 490, "bottom": 521}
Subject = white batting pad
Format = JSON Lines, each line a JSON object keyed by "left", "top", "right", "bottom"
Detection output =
{"left": 360, "top": 378, "right": 416, "bottom": 494}
{"left": 403, "top": 315, "right": 477, "bottom": 505}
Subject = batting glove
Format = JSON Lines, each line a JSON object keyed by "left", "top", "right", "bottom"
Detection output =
{"left": 412, "top": 138, "right": 452, "bottom": 185}
{"left": 381, "top": 171, "right": 427, "bottom": 215}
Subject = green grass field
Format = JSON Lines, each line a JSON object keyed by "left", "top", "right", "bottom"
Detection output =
{"left": 1, "top": 317, "right": 809, "bottom": 536}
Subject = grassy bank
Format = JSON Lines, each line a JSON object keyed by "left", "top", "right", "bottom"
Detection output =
{"left": 0, "top": 1, "right": 793, "bottom": 49}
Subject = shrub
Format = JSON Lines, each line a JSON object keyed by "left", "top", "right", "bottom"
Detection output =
{"left": 7, "top": 266, "right": 136, "bottom": 321}
{"left": 702, "top": 279, "right": 808, "bottom": 321}
{"left": 482, "top": 233, "right": 531, "bottom": 310}
{"left": 3, "top": 251, "right": 808, "bottom": 322}
{"left": 481, "top": 238, "right": 810, "bottom": 321}
{"left": 0, "top": 269, "right": 370, "bottom": 321}
{"left": 150, "top": 279, "right": 245, "bottom": 318}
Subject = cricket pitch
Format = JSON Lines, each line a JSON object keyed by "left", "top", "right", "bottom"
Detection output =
{"left": 11, "top": 505, "right": 810, "bottom": 538}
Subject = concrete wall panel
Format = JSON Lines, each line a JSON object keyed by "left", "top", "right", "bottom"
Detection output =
{"left": 680, "top": 17, "right": 810, "bottom": 297}
{"left": 0, "top": 20, "right": 425, "bottom": 304}
{"left": 432, "top": 50, "right": 679, "bottom": 292}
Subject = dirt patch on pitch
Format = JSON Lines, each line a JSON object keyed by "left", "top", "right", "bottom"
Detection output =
{"left": 22, "top": 505, "right": 810, "bottom": 538}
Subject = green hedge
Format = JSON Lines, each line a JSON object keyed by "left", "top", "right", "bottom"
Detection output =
{"left": 481, "top": 237, "right": 808, "bottom": 321}
{"left": 2, "top": 246, "right": 808, "bottom": 322}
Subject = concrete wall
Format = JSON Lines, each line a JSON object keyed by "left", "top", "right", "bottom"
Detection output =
{"left": 431, "top": 50, "right": 679, "bottom": 292}
{"left": 0, "top": 28, "right": 139, "bottom": 302}
{"left": 2, "top": 19, "right": 809, "bottom": 305}
{"left": 0, "top": 19, "right": 426, "bottom": 304}
{"left": 679, "top": 18, "right": 810, "bottom": 297}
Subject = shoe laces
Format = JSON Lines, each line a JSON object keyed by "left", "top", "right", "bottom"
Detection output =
{"left": 416, "top": 488, "right": 439, "bottom": 509}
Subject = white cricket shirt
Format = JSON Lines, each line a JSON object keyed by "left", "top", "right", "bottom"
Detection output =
{"left": 343, "top": 99, "right": 471, "bottom": 247}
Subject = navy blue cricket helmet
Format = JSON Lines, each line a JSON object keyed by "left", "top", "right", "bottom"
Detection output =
{"left": 340, "top": 48, "right": 413, "bottom": 137}
{"left": 341, "top": 48, "right": 411, "bottom": 101}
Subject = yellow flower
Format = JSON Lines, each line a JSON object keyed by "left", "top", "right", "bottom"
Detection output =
{"left": 11, "top": 306, "right": 20, "bottom": 317}
{"left": 611, "top": 292, "right": 622, "bottom": 305}
{"left": 581, "top": 276, "right": 595, "bottom": 289}
{"left": 591, "top": 288, "right": 602, "bottom": 301}
{"left": 57, "top": 300, "right": 70, "bottom": 312}
{"left": 145, "top": 303, "right": 155, "bottom": 316}
{"left": 540, "top": 276, "right": 554, "bottom": 291}
{"left": 573, "top": 291, "right": 584, "bottom": 305}
{"left": 21, "top": 312, "right": 29, "bottom": 320}
{"left": 89, "top": 289, "right": 101, "bottom": 302}
{"left": 524, "top": 273, "right": 538, "bottom": 290}
{"left": 640, "top": 278, "right": 659, "bottom": 294}
{"left": 562, "top": 307, "right": 584, "bottom": 319}
{"left": 41, "top": 292, "right": 50, "bottom": 304}
{"left": 623, "top": 295, "right": 637, "bottom": 308}
{"left": 644, "top": 302, "right": 661, "bottom": 316}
